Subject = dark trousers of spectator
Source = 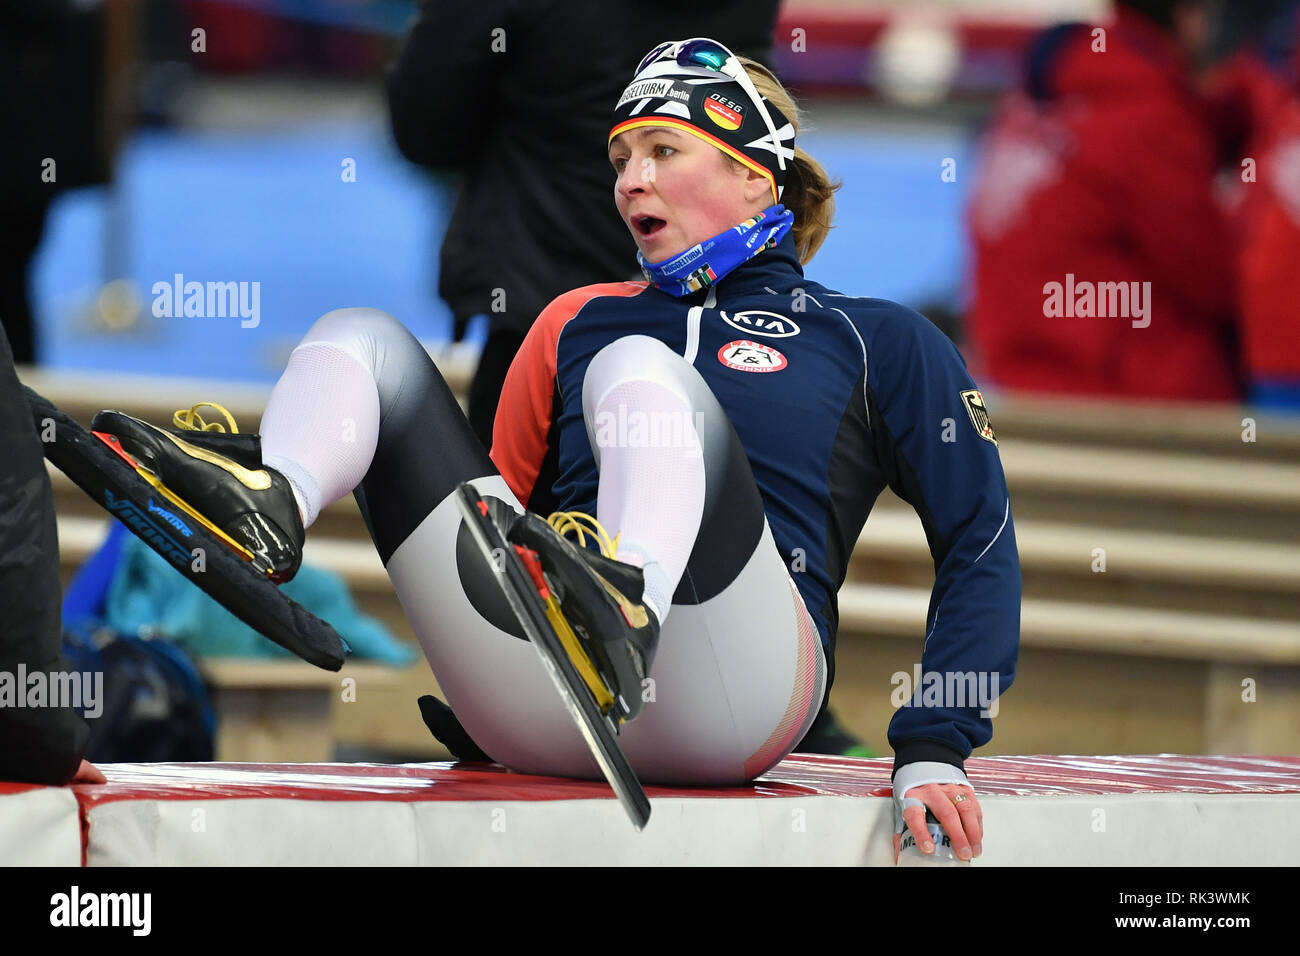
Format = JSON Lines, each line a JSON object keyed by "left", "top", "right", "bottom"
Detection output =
{"left": 466, "top": 327, "right": 527, "bottom": 450}
{"left": 0, "top": 322, "right": 88, "bottom": 783}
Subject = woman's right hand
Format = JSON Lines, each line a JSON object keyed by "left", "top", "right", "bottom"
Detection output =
{"left": 70, "top": 759, "right": 107, "bottom": 784}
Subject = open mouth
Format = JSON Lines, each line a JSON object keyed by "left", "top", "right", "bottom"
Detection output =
{"left": 633, "top": 215, "right": 667, "bottom": 239}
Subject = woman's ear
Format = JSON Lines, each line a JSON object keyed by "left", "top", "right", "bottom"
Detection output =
{"left": 743, "top": 167, "right": 773, "bottom": 205}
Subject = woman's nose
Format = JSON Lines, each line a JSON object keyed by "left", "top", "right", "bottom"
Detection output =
{"left": 616, "top": 157, "right": 652, "bottom": 199}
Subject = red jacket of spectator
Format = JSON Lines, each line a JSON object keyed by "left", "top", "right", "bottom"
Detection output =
{"left": 1205, "top": 51, "right": 1300, "bottom": 391}
{"left": 966, "top": 8, "right": 1240, "bottom": 401}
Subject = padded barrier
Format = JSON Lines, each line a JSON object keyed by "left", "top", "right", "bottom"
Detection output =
{"left": 5, "top": 754, "right": 1298, "bottom": 865}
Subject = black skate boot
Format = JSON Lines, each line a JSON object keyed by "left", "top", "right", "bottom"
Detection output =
{"left": 90, "top": 403, "right": 305, "bottom": 583}
{"left": 507, "top": 510, "right": 661, "bottom": 724}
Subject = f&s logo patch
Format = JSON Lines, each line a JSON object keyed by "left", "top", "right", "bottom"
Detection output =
{"left": 718, "top": 340, "right": 787, "bottom": 373}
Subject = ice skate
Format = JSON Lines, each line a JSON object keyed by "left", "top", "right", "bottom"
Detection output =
{"left": 90, "top": 403, "right": 305, "bottom": 583}
{"left": 25, "top": 388, "right": 345, "bottom": 669}
{"left": 506, "top": 509, "right": 660, "bottom": 724}
{"left": 455, "top": 483, "right": 652, "bottom": 829}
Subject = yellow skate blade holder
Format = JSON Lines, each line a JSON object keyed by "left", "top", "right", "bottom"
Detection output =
{"left": 516, "top": 541, "right": 618, "bottom": 716}
{"left": 541, "top": 595, "right": 617, "bottom": 717}
{"left": 128, "top": 466, "right": 268, "bottom": 574}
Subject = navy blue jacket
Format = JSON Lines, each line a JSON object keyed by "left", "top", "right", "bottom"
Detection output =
{"left": 493, "top": 232, "right": 1021, "bottom": 772}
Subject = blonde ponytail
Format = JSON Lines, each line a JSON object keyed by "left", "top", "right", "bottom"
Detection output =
{"left": 737, "top": 57, "right": 841, "bottom": 264}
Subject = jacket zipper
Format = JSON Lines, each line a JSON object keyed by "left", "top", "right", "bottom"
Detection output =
{"left": 683, "top": 286, "right": 716, "bottom": 364}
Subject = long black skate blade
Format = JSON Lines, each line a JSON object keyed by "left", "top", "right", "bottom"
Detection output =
{"left": 454, "top": 482, "right": 651, "bottom": 831}
{"left": 25, "top": 385, "right": 348, "bottom": 671}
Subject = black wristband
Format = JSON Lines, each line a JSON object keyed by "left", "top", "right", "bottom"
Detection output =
{"left": 891, "top": 738, "right": 967, "bottom": 779}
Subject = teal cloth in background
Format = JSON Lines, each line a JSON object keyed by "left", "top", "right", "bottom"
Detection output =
{"left": 105, "top": 536, "right": 416, "bottom": 665}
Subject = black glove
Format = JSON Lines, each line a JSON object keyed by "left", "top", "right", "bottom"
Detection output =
{"left": 417, "top": 695, "right": 492, "bottom": 762}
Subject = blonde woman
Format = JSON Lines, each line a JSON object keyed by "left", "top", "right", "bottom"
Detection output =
{"left": 96, "top": 38, "right": 1016, "bottom": 862}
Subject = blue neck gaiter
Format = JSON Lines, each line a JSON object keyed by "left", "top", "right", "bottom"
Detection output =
{"left": 637, "top": 204, "right": 794, "bottom": 297}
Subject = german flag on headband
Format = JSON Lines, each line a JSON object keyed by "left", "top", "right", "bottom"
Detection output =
{"left": 609, "top": 41, "right": 796, "bottom": 205}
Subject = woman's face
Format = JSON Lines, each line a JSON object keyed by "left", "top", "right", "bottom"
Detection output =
{"left": 609, "top": 126, "right": 771, "bottom": 262}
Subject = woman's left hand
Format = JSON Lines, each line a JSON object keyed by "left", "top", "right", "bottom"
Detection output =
{"left": 891, "top": 761, "right": 983, "bottom": 863}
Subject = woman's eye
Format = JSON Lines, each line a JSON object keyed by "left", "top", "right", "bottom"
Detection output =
{"left": 612, "top": 147, "right": 670, "bottom": 174}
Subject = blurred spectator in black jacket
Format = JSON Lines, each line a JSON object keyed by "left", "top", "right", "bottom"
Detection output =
{"left": 0, "top": 0, "right": 112, "bottom": 366}
{"left": 387, "top": 0, "right": 780, "bottom": 445}
{"left": 0, "top": 324, "right": 104, "bottom": 785}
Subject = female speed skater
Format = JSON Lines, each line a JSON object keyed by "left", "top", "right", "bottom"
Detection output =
{"left": 94, "top": 38, "right": 1020, "bottom": 862}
